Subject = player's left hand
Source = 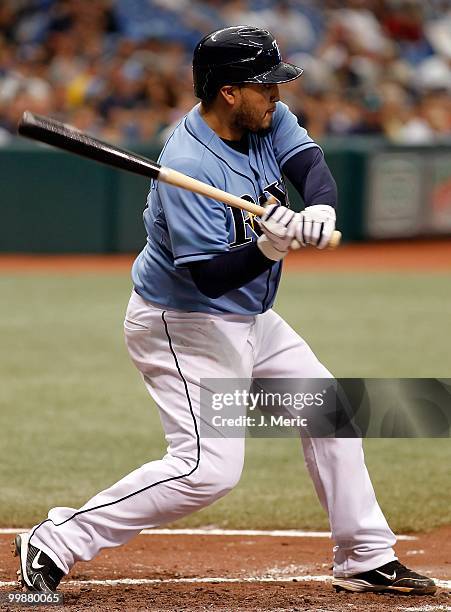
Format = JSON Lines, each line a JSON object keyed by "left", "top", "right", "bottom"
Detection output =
{"left": 259, "top": 204, "right": 299, "bottom": 252}
{"left": 257, "top": 204, "right": 301, "bottom": 261}
{"left": 296, "top": 204, "right": 336, "bottom": 249}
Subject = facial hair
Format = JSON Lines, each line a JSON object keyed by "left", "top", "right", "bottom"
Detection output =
{"left": 232, "top": 97, "right": 272, "bottom": 135}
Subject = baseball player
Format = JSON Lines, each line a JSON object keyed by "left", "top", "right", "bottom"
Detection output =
{"left": 16, "top": 26, "right": 435, "bottom": 596}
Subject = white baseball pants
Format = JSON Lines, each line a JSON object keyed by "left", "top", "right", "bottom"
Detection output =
{"left": 31, "top": 290, "right": 396, "bottom": 577}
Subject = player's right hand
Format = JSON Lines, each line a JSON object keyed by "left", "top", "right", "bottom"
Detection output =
{"left": 295, "top": 204, "right": 336, "bottom": 249}
{"left": 257, "top": 204, "right": 300, "bottom": 261}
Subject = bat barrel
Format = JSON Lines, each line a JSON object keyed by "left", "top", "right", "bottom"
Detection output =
{"left": 17, "top": 112, "right": 162, "bottom": 179}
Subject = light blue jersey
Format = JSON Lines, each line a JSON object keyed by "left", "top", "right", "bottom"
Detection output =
{"left": 132, "top": 102, "right": 319, "bottom": 315}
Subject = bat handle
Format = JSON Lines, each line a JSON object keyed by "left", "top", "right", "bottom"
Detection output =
{"left": 262, "top": 196, "right": 341, "bottom": 250}
{"left": 290, "top": 230, "right": 342, "bottom": 251}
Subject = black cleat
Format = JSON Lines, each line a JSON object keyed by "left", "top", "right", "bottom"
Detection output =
{"left": 14, "top": 533, "right": 64, "bottom": 592}
{"left": 332, "top": 559, "right": 436, "bottom": 595}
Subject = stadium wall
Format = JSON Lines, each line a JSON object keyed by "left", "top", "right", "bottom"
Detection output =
{"left": 1, "top": 139, "right": 451, "bottom": 253}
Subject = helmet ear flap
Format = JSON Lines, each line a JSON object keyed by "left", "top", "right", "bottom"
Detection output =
{"left": 193, "top": 66, "right": 220, "bottom": 103}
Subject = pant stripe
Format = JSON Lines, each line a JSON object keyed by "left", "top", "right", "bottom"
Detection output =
{"left": 29, "top": 311, "right": 201, "bottom": 546}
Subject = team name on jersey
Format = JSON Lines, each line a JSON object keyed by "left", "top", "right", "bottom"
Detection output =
{"left": 229, "top": 178, "right": 289, "bottom": 248}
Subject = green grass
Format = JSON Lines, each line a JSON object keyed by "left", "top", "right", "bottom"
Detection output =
{"left": 0, "top": 272, "right": 450, "bottom": 531}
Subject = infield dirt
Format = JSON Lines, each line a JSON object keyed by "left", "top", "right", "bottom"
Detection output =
{"left": 0, "top": 528, "right": 450, "bottom": 611}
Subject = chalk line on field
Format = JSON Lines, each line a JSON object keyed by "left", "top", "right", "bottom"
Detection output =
{"left": 0, "top": 527, "right": 417, "bottom": 541}
{"left": 0, "top": 576, "right": 449, "bottom": 589}
{"left": 399, "top": 607, "right": 451, "bottom": 612}
{"left": 0, "top": 577, "right": 331, "bottom": 588}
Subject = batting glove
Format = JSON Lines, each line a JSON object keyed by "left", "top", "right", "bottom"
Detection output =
{"left": 296, "top": 204, "right": 336, "bottom": 250}
{"left": 257, "top": 204, "right": 300, "bottom": 261}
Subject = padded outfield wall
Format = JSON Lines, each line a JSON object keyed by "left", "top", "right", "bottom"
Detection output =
{"left": 1, "top": 138, "right": 451, "bottom": 252}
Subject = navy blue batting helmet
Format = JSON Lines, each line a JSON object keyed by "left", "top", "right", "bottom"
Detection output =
{"left": 193, "top": 26, "right": 303, "bottom": 102}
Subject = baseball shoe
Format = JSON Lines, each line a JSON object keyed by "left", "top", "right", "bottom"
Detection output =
{"left": 14, "top": 533, "right": 64, "bottom": 592}
{"left": 332, "top": 560, "right": 436, "bottom": 595}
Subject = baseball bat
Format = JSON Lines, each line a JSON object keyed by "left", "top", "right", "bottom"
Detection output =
{"left": 17, "top": 112, "right": 341, "bottom": 249}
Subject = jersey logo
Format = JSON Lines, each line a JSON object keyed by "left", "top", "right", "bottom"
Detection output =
{"left": 259, "top": 181, "right": 288, "bottom": 207}
{"left": 229, "top": 196, "right": 256, "bottom": 248}
{"left": 229, "top": 179, "right": 289, "bottom": 248}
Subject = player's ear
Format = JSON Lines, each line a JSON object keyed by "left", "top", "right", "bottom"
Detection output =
{"left": 219, "top": 85, "right": 240, "bottom": 107}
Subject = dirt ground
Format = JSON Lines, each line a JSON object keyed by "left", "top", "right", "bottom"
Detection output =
{"left": 0, "top": 528, "right": 450, "bottom": 611}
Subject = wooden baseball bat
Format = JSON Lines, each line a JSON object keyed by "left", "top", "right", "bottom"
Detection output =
{"left": 17, "top": 112, "right": 341, "bottom": 249}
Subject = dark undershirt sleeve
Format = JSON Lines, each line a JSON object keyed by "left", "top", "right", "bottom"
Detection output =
{"left": 187, "top": 242, "right": 274, "bottom": 299}
{"left": 188, "top": 146, "right": 336, "bottom": 299}
{"left": 282, "top": 147, "right": 337, "bottom": 209}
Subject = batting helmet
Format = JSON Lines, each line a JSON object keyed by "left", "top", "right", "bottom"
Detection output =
{"left": 193, "top": 26, "right": 304, "bottom": 102}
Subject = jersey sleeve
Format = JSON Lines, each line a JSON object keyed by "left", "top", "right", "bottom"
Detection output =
{"left": 271, "top": 102, "right": 320, "bottom": 167}
{"left": 156, "top": 156, "right": 229, "bottom": 267}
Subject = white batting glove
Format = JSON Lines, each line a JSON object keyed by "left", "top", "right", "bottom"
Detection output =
{"left": 257, "top": 204, "right": 300, "bottom": 261}
{"left": 296, "top": 204, "right": 336, "bottom": 250}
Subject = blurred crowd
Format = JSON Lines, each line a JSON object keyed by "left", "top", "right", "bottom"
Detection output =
{"left": 1, "top": 0, "right": 451, "bottom": 146}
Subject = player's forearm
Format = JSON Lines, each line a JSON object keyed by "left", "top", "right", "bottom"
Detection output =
{"left": 283, "top": 147, "right": 337, "bottom": 208}
{"left": 187, "top": 243, "right": 275, "bottom": 299}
